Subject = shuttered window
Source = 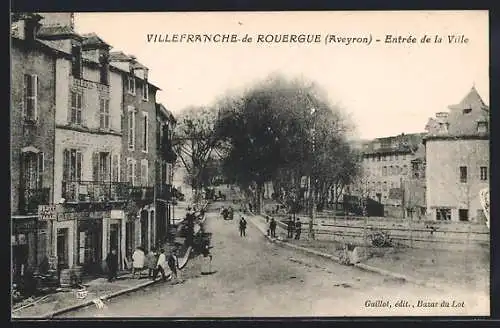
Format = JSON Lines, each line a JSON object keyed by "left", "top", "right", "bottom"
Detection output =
{"left": 99, "top": 98, "right": 110, "bottom": 129}
{"left": 70, "top": 91, "right": 83, "bottom": 125}
{"left": 63, "top": 149, "right": 82, "bottom": 181}
{"left": 140, "top": 159, "right": 148, "bottom": 186}
{"left": 23, "top": 74, "right": 38, "bottom": 121}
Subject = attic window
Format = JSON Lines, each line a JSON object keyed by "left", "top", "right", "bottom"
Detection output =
{"left": 477, "top": 121, "right": 488, "bottom": 133}
{"left": 463, "top": 107, "right": 472, "bottom": 114}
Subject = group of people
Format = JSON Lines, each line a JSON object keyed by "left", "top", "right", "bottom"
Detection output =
{"left": 220, "top": 206, "right": 234, "bottom": 220}
{"left": 105, "top": 246, "right": 180, "bottom": 283}
{"left": 287, "top": 217, "right": 302, "bottom": 240}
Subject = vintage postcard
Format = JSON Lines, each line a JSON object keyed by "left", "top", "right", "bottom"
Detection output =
{"left": 10, "top": 10, "right": 489, "bottom": 318}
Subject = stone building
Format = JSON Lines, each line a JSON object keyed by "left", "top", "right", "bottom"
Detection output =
{"left": 11, "top": 13, "right": 59, "bottom": 282}
{"left": 424, "top": 86, "right": 489, "bottom": 222}
{"left": 109, "top": 50, "right": 161, "bottom": 257}
{"left": 351, "top": 132, "right": 426, "bottom": 216}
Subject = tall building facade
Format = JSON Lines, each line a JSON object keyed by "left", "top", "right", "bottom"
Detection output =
{"left": 10, "top": 12, "right": 176, "bottom": 279}
{"left": 351, "top": 133, "right": 426, "bottom": 214}
{"left": 424, "top": 86, "right": 489, "bottom": 222}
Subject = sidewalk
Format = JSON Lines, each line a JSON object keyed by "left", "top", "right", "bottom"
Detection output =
{"left": 11, "top": 272, "right": 161, "bottom": 319}
{"left": 246, "top": 213, "right": 489, "bottom": 294}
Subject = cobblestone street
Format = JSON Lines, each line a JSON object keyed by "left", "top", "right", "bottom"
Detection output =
{"left": 59, "top": 204, "right": 489, "bottom": 317}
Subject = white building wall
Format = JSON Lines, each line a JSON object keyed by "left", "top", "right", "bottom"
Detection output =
{"left": 426, "top": 138, "right": 489, "bottom": 221}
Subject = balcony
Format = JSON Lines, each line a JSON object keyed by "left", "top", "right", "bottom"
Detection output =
{"left": 20, "top": 188, "right": 50, "bottom": 214}
{"left": 129, "top": 186, "right": 154, "bottom": 202}
{"left": 62, "top": 181, "right": 131, "bottom": 203}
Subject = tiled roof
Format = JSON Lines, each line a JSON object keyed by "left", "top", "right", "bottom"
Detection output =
{"left": 426, "top": 86, "right": 489, "bottom": 138}
{"left": 81, "top": 32, "right": 111, "bottom": 48}
{"left": 109, "top": 51, "right": 131, "bottom": 62}
{"left": 362, "top": 132, "right": 426, "bottom": 155}
{"left": 36, "top": 25, "right": 81, "bottom": 40}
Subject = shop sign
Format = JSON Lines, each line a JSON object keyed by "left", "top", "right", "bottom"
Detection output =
{"left": 110, "top": 210, "right": 124, "bottom": 219}
{"left": 38, "top": 205, "right": 58, "bottom": 221}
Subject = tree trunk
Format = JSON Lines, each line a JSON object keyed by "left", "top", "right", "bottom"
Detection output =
{"left": 256, "top": 182, "right": 264, "bottom": 215}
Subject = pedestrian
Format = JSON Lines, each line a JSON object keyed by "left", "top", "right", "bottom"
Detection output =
{"left": 167, "top": 249, "right": 179, "bottom": 281}
{"left": 132, "top": 246, "right": 145, "bottom": 279}
{"left": 295, "top": 218, "right": 302, "bottom": 240}
{"left": 287, "top": 216, "right": 294, "bottom": 238}
{"left": 146, "top": 248, "right": 158, "bottom": 279}
{"left": 269, "top": 217, "right": 277, "bottom": 238}
{"left": 239, "top": 216, "right": 247, "bottom": 237}
{"left": 248, "top": 202, "right": 253, "bottom": 213}
{"left": 153, "top": 249, "right": 168, "bottom": 282}
{"left": 105, "top": 249, "right": 118, "bottom": 282}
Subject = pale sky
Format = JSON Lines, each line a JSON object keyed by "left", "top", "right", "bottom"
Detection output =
{"left": 74, "top": 11, "right": 489, "bottom": 140}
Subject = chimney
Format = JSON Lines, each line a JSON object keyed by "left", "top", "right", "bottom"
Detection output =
{"left": 435, "top": 112, "right": 449, "bottom": 120}
{"left": 13, "top": 13, "right": 42, "bottom": 41}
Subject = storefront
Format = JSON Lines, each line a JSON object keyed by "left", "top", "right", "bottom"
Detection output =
{"left": 77, "top": 217, "right": 103, "bottom": 273}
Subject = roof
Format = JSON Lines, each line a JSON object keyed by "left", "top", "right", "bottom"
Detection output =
{"left": 109, "top": 51, "right": 131, "bottom": 62}
{"left": 362, "top": 132, "right": 426, "bottom": 155}
{"left": 425, "top": 86, "right": 489, "bottom": 139}
{"left": 81, "top": 32, "right": 111, "bottom": 49}
{"left": 156, "top": 103, "right": 176, "bottom": 123}
{"left": 36, "top": 25, "right": 83, "bottom": 41}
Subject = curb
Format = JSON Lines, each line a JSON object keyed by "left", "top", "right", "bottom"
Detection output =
{"left": 42, "top": 278, "right": 159, "bottom": 319}
{"left": 246, "top": 212, "right": 445, "bottom": 292}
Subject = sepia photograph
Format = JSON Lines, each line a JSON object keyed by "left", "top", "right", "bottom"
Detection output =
{"left": 10, "top": 10, "right": 489, "bottom": 318}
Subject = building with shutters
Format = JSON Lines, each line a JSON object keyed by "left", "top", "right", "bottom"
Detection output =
{"left": 109, "top": 51, "right": 161, "bottom": 257}
{"left": 11, "top": 13, "right": 59, "bottom": 283}
{"left": 424, "top": 86, "right": 489, "bottom": 222}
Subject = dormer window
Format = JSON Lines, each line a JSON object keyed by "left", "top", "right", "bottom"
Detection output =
{"left": 463, "top": 107, "right": 472, "bottom": 114}
{"left": 477, "top": 121, "right": 488, "bottom": 133}
{"left": 99, "top": 53, "right": 109, "bottom": 85}
{"left": 71, "top": 45, "right": 82, "bottom": 79}
{"left": 128, "top": 75, "right": 136, "bottom": 95}
{"left": 439, "top": 122, "right": 449, "bottom": 133}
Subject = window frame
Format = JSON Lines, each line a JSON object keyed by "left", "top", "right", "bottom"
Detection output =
{"left": 127, "top": 75, "right": 136, "bottom": 95}
{"left": 23, "top": 74, "right": 38, "bottom": 122}
{"left": 480, "top": 166, "right": 488, "bottom": 181}
{"left": 140, "top": 159, "right": 148, "bottom": 186}
{"left": 459, "top": 166, "right": 468, "bottom": 183}
{"left": 127, "top": 106, "right": 136, "bottom": 150}
{"left": 142, "top": 111, "right": 149, "bottom": 153}
{"left": 142, "top": 81, "right": 149, "bottom": 101}
{"left": 126, "top": 158, "right": 137, "bottom": 186}
{"left": 70, "top": 90, "right": 83, "bottom": 125}
{"left": 99, "top": 98, "right": 110, "bottom": 129}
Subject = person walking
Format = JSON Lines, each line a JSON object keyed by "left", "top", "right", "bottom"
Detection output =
{"left": 105, "top": 249, "right": 118, "bottom": 282}
{"left": 132, "top": 246, "right": 145, "bottom": 279}
{"left": 167, "top": 249, "right": 180, "bottom": 281}
{"left": 239, "top": 217, "right": 247, "bottom": 237}
{"left": 295, "top": 218, "right": 302, "bottom": 240}
{"left": 269, "top": 217, "right": 277, "bottom": 238}
{"left": 146, "top": 248, "right": 158, "bottom": 280}
{"left": 153, "top": 249, "right": 168, "bottom": 282}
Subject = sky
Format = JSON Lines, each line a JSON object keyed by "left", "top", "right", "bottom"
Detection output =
{"left": 74, "top": 11, "right": 489, "bottom": 140}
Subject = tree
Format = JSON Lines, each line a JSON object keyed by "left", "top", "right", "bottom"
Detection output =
{"left": 216, "top": 74, "right": 359, "bottom": 214}
{"left": 173, "top": 105, "right": 221, "bottom": 202}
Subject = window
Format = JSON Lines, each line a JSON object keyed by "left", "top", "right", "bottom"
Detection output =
{"left": 70, "top": 91, "right": 83, "bottom": 125}
{"left": 23, "top": 74, "right": 38, "bottom": 121}
{"left": 22, "top": 151, "right": 44, "bottom": 190}
{"left": 99, "top": 53, "right": 109, "bottom": 85}
{"left": 460, "top": 166, "right": 467, "bottom": 183}
{"left": 142, "top": 112, "right": 148, "bottom": 152}
{"left": 382, "top": 166, "right": 387, "bottom": 176}
{"left": 389, "top": 166, "right": 393, "bottom": 175}
{"left": 142, "top": 81, "right": 149, "bottom": 101}
{"left": 63, "top": 149, "right": 82, "bottom": 181}
{"left": 459, "top": 209, "right": 469, "bottom": 222}
{"left": 99, "top": 98, "right": 110, "bottom": 129}
{"left": 480, "top": 166, "right": 488, "bottom": 181}
{"left": 436, "top": 208, "right": 451, "bottom": 221}
{"left": 93, "top": 152, "right": 111, "bottom": 182}
{"left": 127, "top": 75, "right": 136, "bottom": 95}
{"left": 477, "top": 121, "right": 488, "bottom": 133}
{"left": 127, "top": 106, "right": 136, "bottom": 150}
{"left": 112, "top": 154, "right": 120, "bottom": 182}
{"left": 71, "top": 45, "right": 82, "bottom": 78}
{"left": 127, "top": 159, "right": 136, "bottom": 186}
{"left": 140, "top": 159, "right": 148, "bottom": 186}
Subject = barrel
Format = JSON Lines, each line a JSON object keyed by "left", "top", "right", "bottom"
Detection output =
{"left": 71, "top": 265, "right": 83, "bottom": 284}
{"left": 59, "top": 269, "right": 72, "bottom": 287}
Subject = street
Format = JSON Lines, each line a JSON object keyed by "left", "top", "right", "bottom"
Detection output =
{"left": 59, "top": 202, "right": 488, "bottom": 317}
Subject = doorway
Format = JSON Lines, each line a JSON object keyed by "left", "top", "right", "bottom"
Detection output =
{"left": 57, "top": 228, "right": 69, "bottom": 270}
{"left": 78, "top": 220, "right": 103, "bottom": 274}
{"left": 140, "top": 210, "right": 149, "bottom": 250}
{"left": 109, "top": 223, "right": 120, "bottom": 263}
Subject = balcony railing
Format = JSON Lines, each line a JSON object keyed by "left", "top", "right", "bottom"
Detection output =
{"left": 62, "top": 181, "right": 131, "bottom": 203}
{"left": 20, "top": 187, "right": 50, "bottom": 214}
{"left": 129, "top": 186, "right": 154, "bottom": 201}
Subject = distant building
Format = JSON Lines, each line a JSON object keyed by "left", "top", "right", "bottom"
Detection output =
{"left": 350, "top": 132, "right": 426, "bottom": 216}
{"left": 424, "top": 86, "right": 489, "bottom": 222}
